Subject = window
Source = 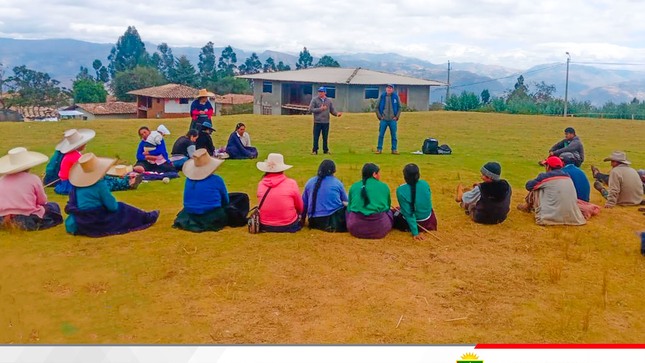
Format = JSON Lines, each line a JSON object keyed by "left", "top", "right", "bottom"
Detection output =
{"left": 179, "top": 98, "right": 189, "bottom": 104}
{"left": 262, "top": 106, "right": 272, "bottom": 115}
{"left": 263, "top": 81, "right": 273, "bottom": 93}
{"left": 326, "top": 86, "right": 336, "bottom": 98}
{"left": 364, "top": 86, "right": 379, "bottom": 99}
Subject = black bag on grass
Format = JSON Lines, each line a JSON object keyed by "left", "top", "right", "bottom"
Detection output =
{"left": 437, "top": 144, "right": 452, "bottom": 155}
{"left": 226, "top": 192, "right": 250, "bottom": 227}
{"left": 422, "top": 138, "right": 439, "bottom": 154}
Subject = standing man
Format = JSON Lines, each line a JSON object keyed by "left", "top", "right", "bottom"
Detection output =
{"left": 375, "top": 84, "right": 402, "bottom": 154}
{"left": 309, "top": 86, "right": 342, "bottom": 155}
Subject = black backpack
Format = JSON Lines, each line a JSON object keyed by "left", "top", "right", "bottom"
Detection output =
{"left": 226, "top": 192, "right": 250, "bottom": 227}
{"left": 437, "top": 144, "right": 452, "bottom": 155}
{"left": 422, "top": 138, "right": 439, "bottom": 154}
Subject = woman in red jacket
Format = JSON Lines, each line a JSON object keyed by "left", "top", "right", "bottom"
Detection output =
{"left": 256, "top": 153, "right": 303, "bottom": 233}
{"left": 189, "top": 89, "right": 214, "bottom": 132}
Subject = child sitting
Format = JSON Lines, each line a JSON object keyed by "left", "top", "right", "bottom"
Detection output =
{"left": 144, "top": 125, "right": 171, "bottom": 165}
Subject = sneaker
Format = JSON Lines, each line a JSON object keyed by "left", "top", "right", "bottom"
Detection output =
{"left": 594, "top": 181, "right": 609, "bottom": 198}
{"left": 324, "top": 151, "right": 332, "bottom": 155}
{"left": 392, "top": 150, "right": 399, "bottom": 155}
{"left": 374, "top": 150, "right": 382, "bottom": 154}
{"left": 311, "top": 151, "right": 318, "bottom": 155}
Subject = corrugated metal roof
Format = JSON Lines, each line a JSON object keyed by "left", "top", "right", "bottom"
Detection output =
{"left": 237, "top": 67, "right": 446, "bottom": 86}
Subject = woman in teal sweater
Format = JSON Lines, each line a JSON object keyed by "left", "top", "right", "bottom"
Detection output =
{"left": 346, "top": 163, "right": 393, "bottom": 239}
{"left": 395, "top": 163, "right": 437, "bottom": 240}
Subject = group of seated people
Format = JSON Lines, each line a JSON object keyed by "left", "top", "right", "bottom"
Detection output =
{"left": 1, "top": 125, "right": 644, "bottom": 240}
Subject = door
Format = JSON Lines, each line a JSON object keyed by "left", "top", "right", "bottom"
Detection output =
{"left": 398, "top": 86, "right": 408, "bottom": 105}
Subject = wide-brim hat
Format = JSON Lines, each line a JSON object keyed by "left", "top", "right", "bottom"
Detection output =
{"left": 603, "top": 151, "right": 631, "bottom": 165}
{"left": 201, "top": 121, "right": 215, "bottom": 131}
{"left": 56, "top": 129, "right": 96, "bottom": 154}
{"left": 256, "top": 153, "right": 292, "bottom": 173}
{"left": 107, "top": 164, "right": 133, "bottom": 177}
{"left": 68, "top": 153, "right": 115, "bottom": 187}
{"left": 0, "top": 147, "right": 49, "bottom": 175}
{"left": 182, "top": 148, "right": 224, "bottom": 180}
{"left": 196, "top": 89, "right": 213, "bottom": 98}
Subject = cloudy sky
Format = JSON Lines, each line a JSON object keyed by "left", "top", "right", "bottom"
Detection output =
{"left": 2, "top": 0, "right": 645, "bottom": 69}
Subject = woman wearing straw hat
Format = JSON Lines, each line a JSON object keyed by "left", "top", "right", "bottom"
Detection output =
{"left": 346, "top": 163, "right": 393, "bottom": 239}
{"left": 64, "top": 153, "right": 159, "bottom": 237}
{"left": 173, "top": 149, "right": 229, "bottom": 232}
{"left": 256, "top": 153, "right": 304, "bottom": 233}
{"left": 0, "top": 147, "right": 63, "bottom": 231}
{"left": 189, "top": 89, "right": 215, "bottom": 132}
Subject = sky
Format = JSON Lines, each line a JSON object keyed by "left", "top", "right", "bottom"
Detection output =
{"left": 2, "top": 0, "right": 645, "bottom": 70}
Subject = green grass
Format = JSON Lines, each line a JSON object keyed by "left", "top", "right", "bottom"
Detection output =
{"left": 1, "top": 111, "right": 644, "bottom": 343}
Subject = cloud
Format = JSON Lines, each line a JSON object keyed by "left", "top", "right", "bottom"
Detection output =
{"left": 2, "top": 0, "right": 645, "bottom": 68}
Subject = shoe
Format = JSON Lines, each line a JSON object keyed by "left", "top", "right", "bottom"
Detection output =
{"left": 129, "top": 173, "right": 143, "bottom": 190}
{"left": 593, "top": 180, "right": 604, "bottom": 193}
{"left": 392, "top": 150, "right": 399, "bottom": 155}
{"left": 517, "top": 203, "right": 530, "bottom": 212}
{"left": 374, "top": 150, "right": 382, "bottom": 154}
{"left": 590, "top": 165, "right": 600, "bottom": 178}
{"left": 538, "top": 160, "right": 546, "bottom": 166}
{"left": 455, "top": 184, "right": 464, "bottom": 203}
{"left": 324, "top": 151, "right": 331, "bottom": 155}
{"left": 311, "top": 151, "right": 318, "bottom": 155}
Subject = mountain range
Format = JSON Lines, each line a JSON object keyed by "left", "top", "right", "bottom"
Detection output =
{"left": 2, "top": 37, "right": 645, "bottom": 106}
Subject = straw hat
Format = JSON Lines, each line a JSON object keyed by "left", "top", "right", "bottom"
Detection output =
{"left": 0, "top": 147, "right": 49, "bottom": 175}
{"left": 182, "top": 148, "right": 224, "bottom": 181}
{"left": 196, "top": 89, "right": 213, "bottom": 98}
{"left": 603, "top": 151, "right": 631, "bottom": 165}
{"left": 256, "top": 153, "right": 292, "bottom": 173}
{"left": 68, "top": 153, "right": 116, "bottom": 187}
{"left": 107, "top": 164, "right": 133, "bottom": 177}
{"left": 56, "top": 129, "right": 96, "bottom": 154}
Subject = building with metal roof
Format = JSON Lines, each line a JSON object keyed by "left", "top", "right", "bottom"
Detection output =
{"left": 237, "top": 67, "right": 446, "bottom": 115}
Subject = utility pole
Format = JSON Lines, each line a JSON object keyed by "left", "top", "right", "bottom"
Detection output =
{"left": 564, "top": 52, "right": 570, "bottom": 117}
{"left": 445, "top": 60, "right": 451, "bottom": 102}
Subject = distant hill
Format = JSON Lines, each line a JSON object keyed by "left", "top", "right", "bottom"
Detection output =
{"left": 2, "top": 38, "right": 645, "bottom": 106}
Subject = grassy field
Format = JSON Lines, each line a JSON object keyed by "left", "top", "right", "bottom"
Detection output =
{"left": 1, "top": 111, "right": 644, "bottom": 344}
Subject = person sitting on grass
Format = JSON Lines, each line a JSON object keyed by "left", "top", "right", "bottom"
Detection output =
{"left": 539, "top": 127, "right": 584, "bottom": 167}
{"left": 173, "top": 149, "right": 229, "bottom": 232}
{"left": 134, "top": 126, "right": 176, "bottom": 173}
{"left": 226, "top": 122, "right": 258, "bottom": 159}
{"left": 54, "top": 128, "right": 96, "bottom": 195}
{"left": 0, "top": 147, "right": 63, "bottom": 231}
{"left": 561, "top": 153, "right": 590, "bottom": 202}
{"left": 256, "top": 153, "right": 304, "bottom": 233}
{"left": 590, "top": 151, "right": 644, "bottom": 208}
{"left": 170, "top": 129, "right": 199, "bottom": 170}
{"left": 64, "top": 153, "right": 159, "bottom": 237}
{"left": 518, "top": 156, "right": 585, "bottom": 226}
{"left": 195, "top": 121, "right": 216, "bottom": 157}
{"left": 394, "top": 163, "right": 437, "bottom": 240}
{"left": 346, "top": 163, "right": 393, "bottom": 239}
{"left": 456, "top": 161, "right": 512, "bottom": 225}
{"left": 301, "top": 159, "right": 348, "bottom": 232}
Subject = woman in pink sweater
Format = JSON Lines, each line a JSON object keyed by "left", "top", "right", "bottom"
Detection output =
{"left": 256, "top": 153, "right": 304, "bottom": 233}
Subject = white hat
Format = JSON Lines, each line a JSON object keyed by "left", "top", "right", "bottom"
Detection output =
{"left": 107, "top": 164, "right": 133, "bottom": 177}
{"left": 603, "top": 151, "right": 631, "bottom": 165}
{"left": 182, "top": 148, "right": 224, "bottom": 181}
{"left": 68, "top": 153, "right": 115, "bottom": 187}
{"left": 0, "top": 147, "right": 49, "bottom": 175}
{"left": 157, "top": 125, "right": 171, "bottom": 135}
{"left": 55, "top": 129, "right": 96, "bottom": 154}
{"left": 256, "top": 153, "right": 292, "bottom": 173}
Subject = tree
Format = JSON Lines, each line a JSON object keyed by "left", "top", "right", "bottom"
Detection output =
{"left": 212, "top": 77, "right": 252, "bottom": 95}
{"left": 92, "top": 60, "right": 110, "bottom": 83}
{"left": 75, "top": 66, "right": 93, "bottom": 81}
{"left": 239, "top": 53, "right": 262, "bottom": 75}
{"left": 507, "top": 75, "right": 529, "bottom": 102}
{"left": 315, "top": 55, "right": 340, "bottom": 68}
{"left": 218, "top": 45, "right": 238, "bottom": 78}
{"left": 276, "top": 61, "right": 291, "bottom": 71}
{"left": 263, "top": 57, "right": 277, "bottom": 73}
{"left": 111, "top": 66, "right": 166, "bottom": 101}
{"left": 169, "top": 55, "right": 198, "bottom": 87}
{"left": 5, "top": 65, "right": 69, "bottom": 107}
{"left": 153, "top": 43, "right": 175, "bottom": 80}
{"left": 198, "top": 41, "right": 217, "bottom": 86}
{"left": 73, "top": 79, "right": 107, "bottom": 103}
{"left": 480, "top": 89, "right": 491, "bottom": 104}
{"left": 445, "top": 91, "right": 480, "bottom": 111}
{"left": 107, "top": 26, "right": 150, "bottom": 77}
{"left": 296, "top": 47, "right": 313, "bottom": 69}
{"left": 531, "top": 81, "right": 556, "bottom": 103}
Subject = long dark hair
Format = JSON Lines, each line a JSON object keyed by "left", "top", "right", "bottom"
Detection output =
{"left": 310, "top": 160, "right": 336, "bottom": 216}
{"left": 403, "top": 163, "right": 420, "bottom": 213}
{"left": 235, "top": 122, "right": 245, "bottom": 131}
{"left": 361, "top": 163, "right": 380, "bottom": 207}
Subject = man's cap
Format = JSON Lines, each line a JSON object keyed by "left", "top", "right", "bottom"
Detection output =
{"left": 317, "top": 86, "right": 326, "bottom": 92}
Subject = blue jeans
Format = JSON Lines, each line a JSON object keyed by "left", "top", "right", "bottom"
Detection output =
{"left": 172, "top": 156, "right": 189, "bottom": 170}
{"left": 377, "top": 120, "right": 398, "bottom": 151}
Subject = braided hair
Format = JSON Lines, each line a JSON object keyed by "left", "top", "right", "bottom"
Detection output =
{"left": 360, "top": 163, "right": 380, "bottom": 207}
{"left": 403, "top": 163, "right": 420, "bottom": 213}
{"left": 310, "top": 160, "right": 336, "bottom": 216}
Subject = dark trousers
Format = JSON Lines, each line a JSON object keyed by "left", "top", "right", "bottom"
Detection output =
{"left": 0, "top": 202, "right": 63, "bottom": 231}
{"left": 312, "top": 123, "right": 330, "bottom": 153}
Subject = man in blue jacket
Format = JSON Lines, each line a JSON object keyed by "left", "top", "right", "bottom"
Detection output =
{"left": 375, "top": 84, "right": 402, "bottom": 154}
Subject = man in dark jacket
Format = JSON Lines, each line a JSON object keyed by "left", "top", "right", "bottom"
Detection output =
{"left": 308, "top": 86, "right": 342, "bottom": 155}
{"left": 455, "top": 162, "right": 512, "bottom": 224}
{"left": 540, "top": 127, "right": 584, "bottom": 166}
{"left": 375, "top": 84, "right": 402, "bottom": 154}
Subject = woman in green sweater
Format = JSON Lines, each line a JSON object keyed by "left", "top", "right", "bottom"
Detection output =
{"left": 346, "top": 163, "right": 393, "bottom": 239}
{"left": 395, "top": 163, "right": 437, "bottom": 240}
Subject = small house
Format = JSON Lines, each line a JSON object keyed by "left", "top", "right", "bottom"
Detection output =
{"left": 127, "top": 84, "right": 200, "bottom": 119}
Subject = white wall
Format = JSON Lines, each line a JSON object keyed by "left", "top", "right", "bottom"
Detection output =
{"left": 164, "top": 99, "right": 192, "bottom": 114}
